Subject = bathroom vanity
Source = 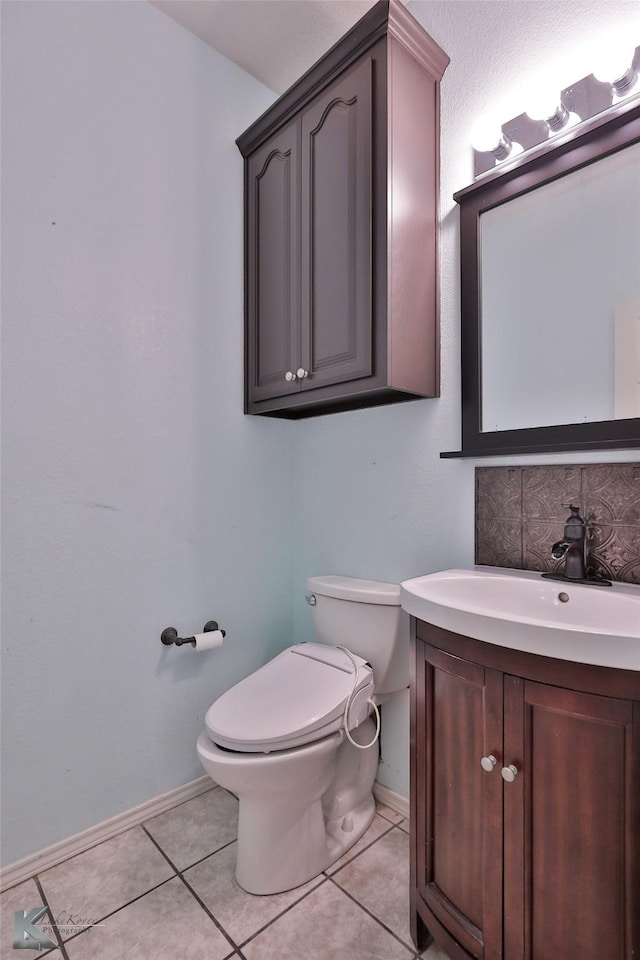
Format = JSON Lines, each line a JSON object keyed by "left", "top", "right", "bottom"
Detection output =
{"left": 402, "top": 570, "right": 640, "bottom": 960}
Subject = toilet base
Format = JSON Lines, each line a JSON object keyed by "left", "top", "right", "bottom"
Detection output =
{"left": 197, "top": 719, "right": 380, "bottom": 896}
{"left": 325, "top": 794, "right": 376, "bottom": 864}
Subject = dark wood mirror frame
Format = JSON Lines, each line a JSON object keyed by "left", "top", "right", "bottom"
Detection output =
{"left": 443, "top": 98, "right": 640, "bottom": 459}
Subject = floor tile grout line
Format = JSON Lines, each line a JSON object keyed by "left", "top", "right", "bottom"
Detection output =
{"left": 141, "top": 824, "right": 248, "bottom": 959}
{"left": 36, "top": 858, "right": 246, "bottom": 960}
{"left": 235, "top": 875, "right": 330, "bottom": 951}
{"left": 326, "top": 818, "right": 401, "bottom": 879}
{"left": 327, "top": 874, "right": 416, "bottom": 956}
{"left": 145, "top": 812, "right": 407, "bottom": 954}
{"left": 48, "top": 874, "right": 178, "bottom": 947}
{"left": 376, "top": 808, "right": 407, "bottom": 827}
{"left": 176, "top": 869, "right": 246, "bottom": 959}
{"left": 33, "top": 874, "right": 71, "bottom": 960}
{"left": 140, "top": 823, "right": 183, "bottom": 870}
{"left": 218, "top": 815, "right": 404, "bottom": 950}
{"left": 144, "top": 783, "right": 219, "bottom": 820}
{"left": 141, "top": 823, "right": 237, "bottom": 877}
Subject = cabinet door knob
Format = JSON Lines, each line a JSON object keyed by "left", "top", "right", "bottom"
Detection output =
{"left": 480, "top": 754, "right": 497, "bottom": 773}
{"left": 284, "top": 370, "right": 297, "bottom": 382}
{"left": 501, "top": 764, "right": 519, "bottom": 783}
{"left": 296, "top": 368, "right": 309, "bottom": 379}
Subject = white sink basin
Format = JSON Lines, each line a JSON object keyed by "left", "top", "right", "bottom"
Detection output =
{"left": 400, "top": 567, "right": 640, "bottom": 671}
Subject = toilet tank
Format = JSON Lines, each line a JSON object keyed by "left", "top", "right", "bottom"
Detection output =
{"left": 306, "top": 576, "right": 409, "bottom": 695}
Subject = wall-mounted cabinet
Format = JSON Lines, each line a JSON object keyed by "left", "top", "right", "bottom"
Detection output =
{"left": 237, "top": 0, "right": 449, "bottom": 418}
{"left": 411, "top": 620, "right": 640, "bottom": 960}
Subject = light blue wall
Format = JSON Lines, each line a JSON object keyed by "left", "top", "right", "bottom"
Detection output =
{"left": 1, "top": 0, "right": 286, "bottom": 867}
{"left": 3, "top": 0, "right": 640, "bottom": 868}
{"left": 292, "top": 0, "right": 640, "bottom": 798}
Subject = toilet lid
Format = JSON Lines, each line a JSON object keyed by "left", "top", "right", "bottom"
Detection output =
{"left": 205, "top": 643, "right": 373, "bottom": 752}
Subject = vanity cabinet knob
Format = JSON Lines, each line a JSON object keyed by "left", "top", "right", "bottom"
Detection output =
{"left": 501, "top": 764, "right": 519, "bottom": 783}
{"left": 480, "top": 755, "right": 497, "bottom": 773}
{"left": 296, "top": 368, "right": 309, "bottom": 379}
{"left": 284, "top": 370, "right": 297, "bottom": 382}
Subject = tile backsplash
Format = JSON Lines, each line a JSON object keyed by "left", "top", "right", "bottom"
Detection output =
{"left": 476, "top": 463, "right": 640, "bottom": 584}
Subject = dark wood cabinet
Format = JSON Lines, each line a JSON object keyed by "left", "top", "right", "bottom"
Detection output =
{"left": 237, "top": 1, "right": 449, "bottom": 417}
{"left": 411, "top": 620, "right": 640, "bottom": 960}
{"left": 246, "top": 121, "right": 299, "bottom": 404}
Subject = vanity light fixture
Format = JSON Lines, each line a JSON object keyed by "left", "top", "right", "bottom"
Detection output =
{"left": 472, "top": 43, "right": 640, "bottom": 177}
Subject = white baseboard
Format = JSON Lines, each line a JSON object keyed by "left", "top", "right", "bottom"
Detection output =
{"left": 2, "top": 775, "right": 406, "bottom": 893}
{"left": 372, "top": 781, "right": 409, "bottom": 820}
{"left": 0, "top": 776, "right": 213, "bottom": 893}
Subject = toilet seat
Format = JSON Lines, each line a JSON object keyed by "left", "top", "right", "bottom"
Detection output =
{"left": 205, "top": 643, "right": 374, "bottom": 753}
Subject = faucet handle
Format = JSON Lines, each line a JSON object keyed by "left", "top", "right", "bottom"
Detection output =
{"left": 561, "top": 503, "right": 587, "bottom": 526}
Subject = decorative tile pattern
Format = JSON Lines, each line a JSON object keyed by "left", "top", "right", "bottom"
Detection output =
{"left": 476, "top": 462, "right": 640, "bottom": 584}
{"left": 583, "top": 463, "right": 640, "bottom": 524}
{"left": 475, "top": 518, "right": 523, "bottom": 568}
{"left": 522, "top": 465, "right": 582, "bottom": 520}
{"left": 476, "top": 466, "right": 522, "bottom": 519}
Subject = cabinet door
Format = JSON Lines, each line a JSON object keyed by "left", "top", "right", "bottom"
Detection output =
{"left": 503, "top": 677, "right": 640, "bottom": 960}
{"left": 419, "top": 643, "right": 504, "bottom": 959}
{"left": 299, "top": 56, "right": 373, "bottom": 390}
{"left": 246, "top": 122, "right": 300, "bottom": 403}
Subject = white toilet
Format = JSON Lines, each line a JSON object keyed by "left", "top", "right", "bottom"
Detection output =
{"left": 196, "top": 575, "right": 409, "bottom": 895}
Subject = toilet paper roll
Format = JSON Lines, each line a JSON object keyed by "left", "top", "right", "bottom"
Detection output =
{"left": 192, "top": 630, "right": 224, "bottom": 651}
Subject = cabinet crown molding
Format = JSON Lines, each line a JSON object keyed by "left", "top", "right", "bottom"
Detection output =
{"left": 236, "top": 0, "right": 447, "bottom": 158}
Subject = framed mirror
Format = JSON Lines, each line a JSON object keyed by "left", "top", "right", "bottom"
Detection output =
{"left": 446, "top": 98, "right": 640, "bottom": 457}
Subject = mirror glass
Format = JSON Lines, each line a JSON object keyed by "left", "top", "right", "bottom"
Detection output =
{"left": 480, "top": 141, "right": 640, "bottom": 433}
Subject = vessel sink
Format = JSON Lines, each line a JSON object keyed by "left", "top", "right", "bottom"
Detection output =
{"left": 400, "top": 567, "right": 640, "bottom": 671}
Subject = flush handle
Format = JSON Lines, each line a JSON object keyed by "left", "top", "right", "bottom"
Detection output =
{"left": 305, "top": 593, "right": 317, "bottom": 606}
{"left": 480, "top": 755, "right": 497, "bottom": 773}
{"left": 501, "top": 763, "right": 519, "bottom": 783}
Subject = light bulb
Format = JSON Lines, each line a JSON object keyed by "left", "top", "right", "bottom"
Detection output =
{"left": 592, "top": 47, "right": 636, "bottom": 85}
{"left": 594, "top": 46, "right": 639, "bottom": 99}
{"left": 526, "top": 91, "right": 579, "bottom": 132}
{"left": 470, "top": 119, "right": 507, "bottom": 154}
{"left": 526, "top": 90, "right": 565, "bottom": 123}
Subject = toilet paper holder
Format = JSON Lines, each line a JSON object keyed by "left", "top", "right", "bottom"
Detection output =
{"left": 161, "top": 620, "right": 226, "bottom": 648}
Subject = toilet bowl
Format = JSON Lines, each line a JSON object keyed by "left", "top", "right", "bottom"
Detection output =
{"left": 196, "top": 576, "right": 409, "bottom": 895}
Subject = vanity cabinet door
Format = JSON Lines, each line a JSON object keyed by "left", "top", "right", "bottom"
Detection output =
{"left": 502, "top": 678, "right": 640, "bottom": 960}
{"left": 246, "top": 121, "right": 300, "bottom": 404}
{"left": 416, "top": 642, "right": 503, "bottom": 959}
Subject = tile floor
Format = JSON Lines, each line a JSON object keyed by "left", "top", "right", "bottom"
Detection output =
{"left": 1, "top": 786, "right": 448, "bottom": 960}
